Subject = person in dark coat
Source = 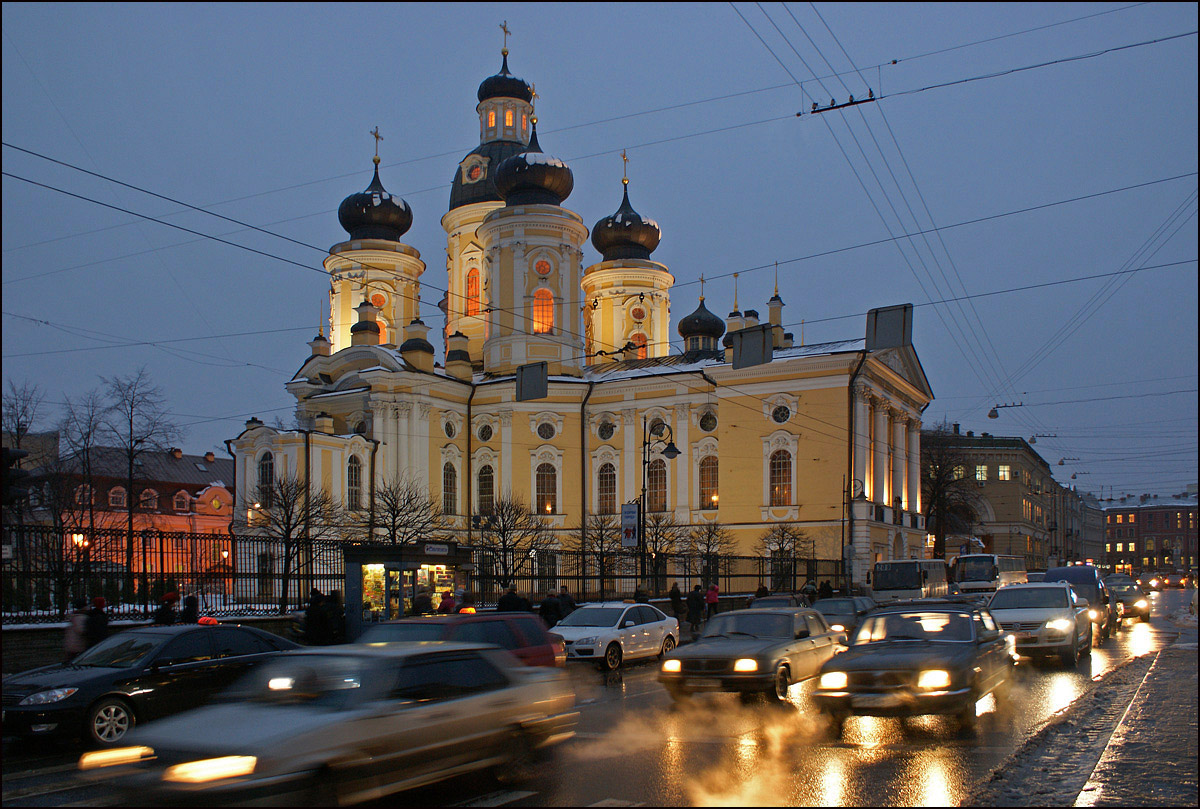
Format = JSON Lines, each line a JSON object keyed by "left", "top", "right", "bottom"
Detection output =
{"left": 84, "top": 596, "right": 109, "bottom": 648}
{"left": 755, "top": 583, "right": 770, "bottom": 599}
{"left": 496, "top": 586, "right": 524, "bottom": 612}
{"left": 65, "top": 598, "right": 88, "bottom": 662}
{"left": 152, "top": 592, "right": 179, "bottom": 626}
{"left": 412, "top": 586, "right": 433, "bottom": 615}
{"left": 634, "top": 584, "right": 650, "bottom": 604}
{"left": 326, "top": 590, "right": 346, "bottom": 643}
{"left": 668, "top": 582, "right": 684, "bottom": 624}
{"left": 179, "top": 594, "right": 199, "bottom": 624}
{"left": 305, "top": 589, "right": 332, "bottom": 646}
{"left": 686, "top": 585, "right": 705, "bottom": 635}
{"left": 558, "top": 586, "right": 576, "bottom": 616}
{"left": 818, "top": 580, "right": 834, "bottom": 600}
{"left": 437, "top": 590, "right": 456, "bottom": 614}
{"left": 538, "top": 591, "right": 562, "bottom": 628}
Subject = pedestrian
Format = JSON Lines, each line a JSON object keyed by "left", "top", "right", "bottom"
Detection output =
{"left": 305, "top": 588, "right": 332, "bottom": 646}
{"left": 755, "top": 583, "right": 770, "bottom": 598}
{"left": 85, "top": 596, "right": 109, "bottom": 648}
{"left": 558, "top": 586, "right": 577, "bottom": 616}
{"left": 634, "top": 583, "right": 650, "bottom": 604}
{"left": 65, "top": 597, "right": 88, "bottom": 662}
{"left": 686, "top": 584, "right": 705, "bottom": 635}
{"left": 412, "top": 586, "right": 434, "bottom": 615}
{"left": 496, "top": 585, "right": 524, "bottom": 612}
{"left": 326, "top": 590, "right": 346, "bottom": 643}
{"left": 152, "top": 591, "right": 179, "bottom": 625}
{"left": 456, "top": 592, "right": 477, "bottom": 613}
{"left": 818, "top": 580, "right": 834, "bottom": 600}
{"left": 705, "top": 583, "right": 719, "bottom": 619}
{"left": 539, "top": 590, "right": 562, "bottom": 628}
{"left": 668, "top": 582, "right": 684, "bottom": 624}
{"left": 180, "top": 594, "right": 199, "bottom": 624}
{"left": 437, "top": 590, "right": 457, "bottom": 614}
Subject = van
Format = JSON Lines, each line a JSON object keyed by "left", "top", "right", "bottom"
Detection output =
{"left": 952, "top": 554, "right": 1028, "bottom": 594}
{"left": 1043, "top": 565, "right": 1118, "bottom": 643}
{"left": 868, "top": 559, "right": 950, "bottom": 603}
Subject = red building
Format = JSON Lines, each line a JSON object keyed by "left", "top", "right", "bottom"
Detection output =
{"left": 1103, "top": 492, "right": 1198, "bottom": 575}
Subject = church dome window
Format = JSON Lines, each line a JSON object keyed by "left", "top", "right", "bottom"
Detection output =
{"left": 700, "top": 412, "right": 717, "bottom": 432}
{"left": 598, "top": 421, "right": 615, "bottom": 441}
{"left": 772, "top": 405, "right": 792, "bottom": 424}
{"left": 478, "top": 424, "right": 493, "bottom": 442}
{"left": 532, "top": 289, "right": 554, "bottom": 334}
{"left": 488, "top": 110, "right": 496, "bottom": 128}
{"left": 505, "top": 109, "right": 514, "bottom": 127}
{"left": 631, "top": 332, "right": 647, "bottom": 359}
{"left": 466, "top": 268, "right": 481, "bottom": 316}
{"left": 370, "top": 293, "right": 386, "bottom": 308}
{"left": 630, "top": 306, "right": 646, "bottom": 322}
{"left": 444, "top": 421, "right": 456, "bottom": 438}
{"left": 537, "top": 422, "right": 556, "bottom": 441}
{"left": 534, "top": 259, "right": 552, "bottom": 276}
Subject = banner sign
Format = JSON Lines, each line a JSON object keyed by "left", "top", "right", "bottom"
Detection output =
{"left": 621, "top": 503, "right": 640, "bottom": 548}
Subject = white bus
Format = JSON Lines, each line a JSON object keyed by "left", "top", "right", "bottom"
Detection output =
{"left": 868, "top": 559, "right": 950, "bottom": 603}
{"left": 951, "top": 554, "right": 1027, "bottom": 594}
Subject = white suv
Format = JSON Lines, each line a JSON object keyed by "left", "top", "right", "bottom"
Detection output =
{"left": 987, "top": 582, "right": 1092, "bottom": 667}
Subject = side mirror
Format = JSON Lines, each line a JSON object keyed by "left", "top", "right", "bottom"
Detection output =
{"left": 1076, "top": 597, "right": 1090, "bottom": 610}
{"left": 795, "top": 628, "right": 810, "bottom": 640}
{"left": 623, "top": 620, "right": 635, "bottom": 628}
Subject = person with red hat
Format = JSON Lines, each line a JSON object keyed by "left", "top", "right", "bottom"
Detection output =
{"left": 152, "top": 591, "right": 179, "bottom": 625}
{"left": 84, "top": 596, "right": 108, "bottom": 648}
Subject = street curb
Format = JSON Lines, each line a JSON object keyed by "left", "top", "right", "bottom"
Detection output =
{"left": 965, "top": 651, "right": 1158, "bottom": 807}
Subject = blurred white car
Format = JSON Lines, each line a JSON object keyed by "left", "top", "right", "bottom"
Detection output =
{"left": 987, "top": 582, "right": 1093, "bottom": 666}
{"left": 552, "top": 602, "right": 679, "bottom": 670}
{"left": 79, "top": 643, "right": 577, "bottom": 805}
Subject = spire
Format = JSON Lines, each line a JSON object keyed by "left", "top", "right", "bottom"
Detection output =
{"left": 370, "top": 126, "right": 383, "bottom": 167}
{"left": 733, "top": 272, "right": 740, "bottom": 311}
{"left": 774, "top": 261, "right": 779, "bottom": 297}
{"left": 621, "top": 148, "right": 629, "bottom": 186}
{"left": 699, "top": 273, "right": 706, "bottom": 302}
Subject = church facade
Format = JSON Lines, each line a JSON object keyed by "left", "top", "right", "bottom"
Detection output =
{"left": 228, "top": 47, "right": 934, "bottom": 590}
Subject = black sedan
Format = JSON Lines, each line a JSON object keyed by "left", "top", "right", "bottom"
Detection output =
{"left": 812, "top": 601, "right": 1014, "bottom": 733}
{"left": 658, "top": 608, "right": 845, "bottom": 704}
{"left": 812, "top": 596, "right": 876, "bottom": 635}
{"left": 1109, "top": 583, "right": 1151, "bottom": 623}
{"left": 2, "top": 624, "right": 297, "bottom": 746}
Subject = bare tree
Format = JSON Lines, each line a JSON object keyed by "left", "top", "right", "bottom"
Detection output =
{"left": 2, "top": 379, "right": 45, "bottom": 463}
{"left": 566, "top": 513, "right": 624, "bottom": 600}
{"left": 369, "top": 474, "right": 444, "bottom": 545}
{"left": 921, "top": 421, "right": 982, "bottom": 559}
{"left": 101, "top": 368, "right": 182, "bottom": 605}
{"left": 756, "top": 522, "right": 812, "bottom": 592}
{"left": 473, "top": 495, "right": 555, "bottom": 589}
{"left": 644, "top": 512, "right": 685, "bottom": 595}
{"left": 687, "top": 520, "right": 737, "bottom": 586}
{"left": 232, "top": 471, "right": 345, "bottom": 614}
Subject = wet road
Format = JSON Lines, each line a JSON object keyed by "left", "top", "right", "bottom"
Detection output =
{"left": 2, "top": 589, "right": 1191, "bottom": 807}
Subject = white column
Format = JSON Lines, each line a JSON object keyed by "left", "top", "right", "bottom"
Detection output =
{"left": 622, "top": 408, "right": 638, "bottom": 505}
{"left": 499, "top": 411, "right": 513, "bottom": 497}
{"left": 673, "top": 403, "right": 690, "bottom": 520}
{"left": 873, "top": 396, "right": 888, "bottom": 505}
{"left": 417, "top": 402, "right": 432, "bottom": 484}
{"left": 852, "top": 384, "right": 869, "bottom": 497}
{"left": 908, "top": 420, "right": 921, "bottom": 514}
{"left": 893, "top": 412, "right": 907, "bottom": 511}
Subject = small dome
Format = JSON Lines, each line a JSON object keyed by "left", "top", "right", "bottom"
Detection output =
{"left": 337, "top": 162, "right": 412, "bottom": 241}
{"left": 494, "top": 121, "right": 573, "bottom": 206}
{"left": 449, "top": 139, "right": 527, "bottom": 211}
{"left": 592, "top": 185, "right": 661, "bottom": 261}
{"left": 678, "top": 299, "right": 725, "bottom": 341}
{"left": 446, "top": 348, "right": 472, "bottom": 364}
{"left": 478, "top": 52, "right": 533, "bottom": 103}
{"left": 399, "top": 336, "right": 435, "bottom": 354}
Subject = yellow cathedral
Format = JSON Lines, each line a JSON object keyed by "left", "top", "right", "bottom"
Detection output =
{"left": 228, "top": 46, "right": 934, "bottom": 595}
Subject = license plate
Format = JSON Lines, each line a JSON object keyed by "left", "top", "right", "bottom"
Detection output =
{"left": 852, "top": 693, "right": 902, "bottom": 708}
{"left": 688, "top": 678, "right": 723, "bottom": 690}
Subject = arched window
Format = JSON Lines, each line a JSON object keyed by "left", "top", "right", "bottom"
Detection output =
{"left": 536, "top": 463, "right": 557, "bottom": 514}
{"left": 140, "top": 489, "right": 158, "bottom": 510}
{"left": 257, "top": 454, "right": 274, "bottom": 508}
{"left": 504, "top": 109, "right": 514, "bottom": 127}
{"left": 487, "top": 110, "right": 496, "bottom": 128}
{"left": 442, "top": 462, "right": 457, "bottom": 515}
{"left": 377, "top": 317, "right": 388, "bottom": 346}
{"left": 532, "top": 289, "right": 554, "bottom": 334}
{"left": 478, "top": 465, "right": 494, "bottom": 516}
{"left": 75, "top": 484, "right": 92, "bottom": 506}
{"left": 173, "top": 490, "right": 189, "bottom": 511}
{"left": 631, "top": 332, "right": 647, "bottom": 359}
{"left": 466, "top": 268, "right": 480, "bottom": 316}
{"left": 347, "top": 456, "right": 362, "bottom": 510}
{"left": 647, "top": 459, "right": 667, "bottom": 512}
{"left": 109, "top": 487, "right": 126, "bottom": 508}
{"left": 769, "top": 449, "right": 792, "bottom": 507}
{"left": 598, "top": 463, "right": 617, "bottom": 514}
{"left": 699, "top": 456, "right": 719, "bottom": 509}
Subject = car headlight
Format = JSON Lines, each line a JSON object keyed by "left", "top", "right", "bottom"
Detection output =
{"left": 19, "top": 687, "right": 78, "bottom": 706}
{"left": 1135, "top": 599, "right": 1148, "bottom": 609}
{"left": 574, "top": 636, "right": 598, "bottom": 646}
{"left": 733, "top": 658, "right": 758, "bottom": 673}
{"left": 917, "top": 669, "right": 951, "bottom": 689}
{"left": 1045, "top": 618, "right": 1073, "bottom": 632}
{"left": 1088, "top": 609, "right": 1099, "bottom": 621}
{"left": 819, "top": 671, "right": 847, "bottom": 689}
{"left": 661, "top": 659, "right": 681, "bottom": 673}
{"left": 164, "top": 756, "right": 257, "bottom": 783}
{"left": 830, "top": 624, "right": 846, "bottom": 632}
{"left": 79, "top": 746, "right": 155, "bottom": 770}
{"left": 1149, "top": 579, "right": 1159, "bottom": 587}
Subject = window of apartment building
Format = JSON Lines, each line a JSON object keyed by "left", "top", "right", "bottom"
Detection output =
{"left": 1106, "top": 543, "right": 1112, "bottom": 553}
{"left": 647, "top": 459, "right": 667, "bottom": 512}
{"left": 975, "top": 465, "right": 987, "bottom": 482}
{"left": 1117, "top": 543, "right": 1123, "bottom": 553}
{"left": 953, "top": 465, "right": 966, "bottom": 480}
{"left": 598, "top": 463, "right": 616, "bottom": 514}
{"left": 109, "top": 487, "right": 126, "bottom": 508}
{"left": 1128, "top": 514, "right": 1135, "bottom": 524}
{"left": 1116, "top": 515, "right": 1123, "bottom": 524}
{"left": 173, "top": 491, "right": 189, "bottom": 511}
{"left": 1177, "top": 512, "right": 1183, "bottom": 528}
{"left": 1107, "top": 515, "right": 1113, "bottom": 524}
{"left": 1128, "top": 541, "right": 1136, "bottom": 552}
{"left": 442, "top": 462, "right": 457, "bottom": 515}
{"left": 141, "top": 489, "right": 158, "bottom": 509}
{"left": 998, "top": 464, "right": 1011, "bottom": 481}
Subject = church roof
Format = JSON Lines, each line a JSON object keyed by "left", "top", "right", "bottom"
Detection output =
{"left": 448, "top": 138, "right": 528, "bottom": 211}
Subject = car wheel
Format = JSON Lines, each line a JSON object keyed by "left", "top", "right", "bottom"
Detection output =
{"left": 659, "top": 635, "right": 676, "bottom": 658}
{"left": 602, "top": 642, "right": 623, "bottom": 671}
{"left": 957, "top": 698, "right": 978, "bottom": 731}
{"left": 826, "top": 711, "right": 848, "bottom": 737}
{"left": 305, "top": 767, "right": 339, "bottom": 806}
{"left": 496, "top": 731, "right": 543, "bottom": 785}
{"left": 768, "top": 664, "right": 791, "bottom": 703}
{"left": 87, "top": 697, "right": 135, "bottom": 746}
{"left": 1059, "top": 636, "right": 1079, "bottom": 668}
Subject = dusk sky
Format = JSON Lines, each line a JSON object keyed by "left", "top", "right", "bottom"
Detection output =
{"left": 3, "top": 2, "right": 1196, "bottom": 499}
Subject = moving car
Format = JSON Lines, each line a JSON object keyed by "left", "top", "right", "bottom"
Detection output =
{"left": 80, "top": 644, "right": 577, "bottom": 805}
{"left": 1163, "top": 571, "right": 1188, "bottom": 589}
{"left": 1108, "top": 582, "right": 1151, "bottom": 623}
{"left": 1043, "top": 565, "right": 1119, "bottom": 644}
{"left": 356, "top": 612, "right": 565, "bottom": 667}
{"left": 813, "top": 600, "right": 1014, "bottom": 732}
{"left": 658, "top": 608, "right": 845, "bottom": 704}
{"left": 747, "top": 594, "right": 809, "bottom": 609}
{"left": 1136, "top": 572, "right": 1164, "bottom": 591}
{"left": 3, "top": 624, "right": 298, "bottom": 746}
{"left": 812, "top": 596, "right": 876, "bottom": 635}
{"left": 552, "top": 602, "right": 678, "bottom": 670}
{"left": 987, "top": 582, "right": 1093, "bottom": 666}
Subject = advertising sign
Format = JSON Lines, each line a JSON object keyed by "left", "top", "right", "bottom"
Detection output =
{"left": 621, "top": 503, "right": 640, "bottom": 548}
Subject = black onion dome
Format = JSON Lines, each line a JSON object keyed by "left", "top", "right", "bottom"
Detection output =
{"left": 338, "top": 164, "right": 412, "bottom": 241}
{"left": 678, "top": 299, "right": 725, "bottom": 341}
{"left": 399, "top": 336, "right": 434, "bottom": 354}
{"left": 449, "top": 139, "right": 528, "bottom": 211}
{"left": 477, "top": 52, "right": 533, "bottom": 103}
{"left": 494, "top": 122, "right": 573, "bottom": 206}
{"left": 592, "top": 185, "right": 661, "bottom": 261}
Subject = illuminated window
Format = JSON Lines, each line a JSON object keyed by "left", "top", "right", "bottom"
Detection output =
{"left": 953, "top": 465, "right": 966, "bottom": 481}
{"left": 536, "top": 463, "right": 557, "bottom": 514}
{"left": 505, "top": 109, "right": 513, "bottom": 127}
{"left": 699, "top": 456, "right": 718, "bottom": 510}
{"left": 442, "top": 462, "right": 457, "bottom": 515}
{"left": 648, "top": 459, "right": 667, "bottom": 512}
{"left": 998, "top": 464, "right": 1011, "bottom": 481}
{"left": 532, "top": 289, "right": 554, "bottom": 334}
{"left": 1177, "top": 512, "right": 1183, "bottom": 528}
{"left": 1107, "top": 515, "right": 1113, "bottom": 524}
{"left": 174, "top": 490, "right": 189, "bottom": 511}
{"left": 466, "top": 268, "right": 480, "bottom": 316}
{"left": 1129, "top": 514, "right": 1135, "bottom": 524}
{"left": 1116, "top": 515, "right": 1123, "bottom": 524}
{"left": 1128, "top": 541, "right": 1136, "bottom": 552}
{"left": 347, "top": 456, "right": 362, "bottom": 510}
{"left": 975, "top": 465, "right": 988, "bottom": 482}
{"left": 478, "top": 465, "right": 494, "bottom": 516}
{"left": 488, "top": 110, "right": 496, "bottom": 127}
{"left": 141, "top": 489, "right": 158, "bottom": 510}
{"left": 598, "top": 463, "right": 616, "bottom": 514}
{"left": 1106, "top": 543, "right": 1112, "bottom": 552}
{"left": 631, "top": 332, "right": 647, "bottom": 359}
{"left": 1117, "top": 543, "right": 1124, "bottom": 553}
{"left": 109, "top": 487, "right": 126, "bottom": 508}
{"left": 521, "top": 113, "right": 527, "bottom": 132}
{"left": 769, "top": 449, "right": 792, "bottom": 507}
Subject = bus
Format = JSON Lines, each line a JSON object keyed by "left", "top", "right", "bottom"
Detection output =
{"left": 868, "top": 559, "right": 950, "bottom": 603}
{"left": 951, "top": 554, "right": 1027, "bottom": 594}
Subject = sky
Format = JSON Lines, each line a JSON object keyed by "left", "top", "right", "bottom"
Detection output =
{"left": 2, "top": 2, "right": 1196, "bottom": 500}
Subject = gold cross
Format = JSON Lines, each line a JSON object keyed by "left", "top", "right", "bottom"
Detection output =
{"left": 733, "top": 272, "right": 739, "bottom": 310}
{"left": 774, "top": 261, "right": 779, "bottom": 296}
{"left": 500, "top": 20, "right": 510, "bottom": 50}
{"left": 370, "top": 126, "right": 383, "bottom": 156}
{"left": 530, "top": 82, "right": 539, "bottom": 111}
{"left": 699, "top": 273, "right": 706, "bottom": 301}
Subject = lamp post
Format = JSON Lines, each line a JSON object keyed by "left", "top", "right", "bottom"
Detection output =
{"left": 640, "top": 417, "right": 680, "bottom": 587}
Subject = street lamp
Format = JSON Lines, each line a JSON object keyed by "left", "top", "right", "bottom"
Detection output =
{"left": 987, "top": 402, "right": 1023, "bottom": 419}
{"left": 640, "top": 417, "right": 680, "bottom": 589}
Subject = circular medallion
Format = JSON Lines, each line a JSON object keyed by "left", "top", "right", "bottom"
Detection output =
{"left": 630, "top": 306, "right": 646, "bottom": 321}
{"left": 478, "top": 424, "right": 493, "bottom": 442}
{"left": 444, "top": 422, "right": 456, "bottom": 438}
{"left": 699, "top": 412, "right": 717, "bottom": 432}
{"left": 370, "top": 293, "right": 386, "bottom": 308}
{"left": 467, "top": 165, "right": 483, "bottom": 181}
{"left": 537, "top": 422, "right": 556, "bottom": 440}
{"left": 211, "top": 498, "right": 222, "bottom": 510}
{"left": 598, "top": 421, "right": 615, "bottom": 441}
{"left": 772, "top": 405, "right": 791, "bottom": 424}
{"left": 535, "top": 259, "right": 552, "bottom": 276}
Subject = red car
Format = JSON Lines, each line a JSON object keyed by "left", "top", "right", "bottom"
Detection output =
{"left": 356, "top": 612, "right": 566, "bottom": 667}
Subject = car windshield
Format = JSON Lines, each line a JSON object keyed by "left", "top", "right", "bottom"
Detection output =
{"left": 231, "top": 655, "right": 372, "bottom": 710}
{"left": 1111, "top": 584, "right": 1142, "bottom": 596}
{"left": 852, "top": 611, "right": 973, "bottom": 644}
{"left": 954, "top": 557, "right": 996, "bottom": 581}
{"left": 702, "top": 613, "right": 792, "bottom": 639}
{"left": 358, "top": 623, "right": 448, "bottom": 643}
{"left": 753, "top": 597, "right": 793, "bottom": 607}
{"left": 813, "top": 598, "right": 856, "bottom": 616}
{"left": 557, "top": 607, "right": 624, "bottom": 627}
{"left": 72, "top": 632, "right": 167, "bottom": 668}
{"left": 989, "top": 588, "right": 1068, "bottom": 610}
{"left": 872, "top": 563, "right": 922, "bottom": 590}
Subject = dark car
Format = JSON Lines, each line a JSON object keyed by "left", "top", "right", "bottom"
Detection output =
{"left": 356, "top": 612, "right": 565, "bottom": 667}
{"left": 747, "top": 594, "right": 809, "bottom": 609}
{"left": 3, "top": 624, "right": 298, "bottom": 746}
{"left": 1163, "top": 571, "right": 1188, "bottom": 589}
{"left": 812, "top": 601, "right": 1014, "bottom": 732}
{"left": 1137, "top": 571, "right": 1165, "bottom": 591}
{"left": 1043, "top": 565, "right": 1119, "bottom": 643}
{"left": 658, "top": 609, "right": 845, "bottom": 704}
{"left": 1108, "top": 582, "right": 1151, "bottom": 623}
{"left": 812, "top": 596, "right": 875, "bottom": 635}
